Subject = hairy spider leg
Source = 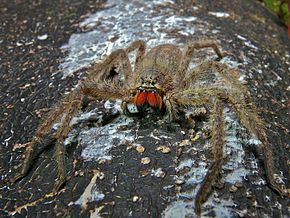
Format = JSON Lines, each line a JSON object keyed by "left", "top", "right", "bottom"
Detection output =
{"left": 85, "top": 40, "right": 145, "bottom": 84}
{"left": 11, "top": 92, "right": 79, "bottom": 184}
{"left": 52, "top": 46, "right": 140, "bottom": 190}
{"left": 125, "top": 40, "right": 146, "bottom": 74}
{"left": 182, "top": 61, "right": 248, "bottom": 97}
{"left": 12, "top": 46, "right": 136, "bottom": 190}
{"left": 178, "top": 40, "right": 225, "bottom": 77}
{"left": 183, "top": 61, "right": 286, "bottom": 196}
{"left": 53, "top": 90, "right": 83, "bottom": 191}
{"left": 88, "top": 40, "right": 148, "bottom": 115}
{"left": 87, "top": 49, "right": 133, "bottom": 83}
{"left": 171, "top": 85, "right": 286, "bottom": 215}
{"left": 195, "top": 99, "right": 225, "bottom": 216}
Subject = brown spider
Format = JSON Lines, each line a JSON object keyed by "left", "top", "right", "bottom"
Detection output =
{"left": 12, "top": 40, "right": 286, "bottom": 216}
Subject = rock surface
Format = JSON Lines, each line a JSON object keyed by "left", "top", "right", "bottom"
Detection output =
{"left": 0, "top": 0, "right": 289, "bottom": 217}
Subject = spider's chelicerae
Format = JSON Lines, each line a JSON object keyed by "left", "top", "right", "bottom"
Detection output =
{"left": 13, "top": 40, "right": 286, "bottom": 215}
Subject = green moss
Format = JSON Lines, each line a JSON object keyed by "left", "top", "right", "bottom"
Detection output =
{"left": 263, "top": 0, "right": 290, "bottom": 24}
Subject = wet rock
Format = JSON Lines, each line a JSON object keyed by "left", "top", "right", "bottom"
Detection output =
{"left": 1, "top": 0, "right": 289, "bottom": 217}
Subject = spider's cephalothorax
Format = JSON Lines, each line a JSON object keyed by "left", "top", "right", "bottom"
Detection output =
{"left": 12, "top": 40, "right": 287, "bottom": 216}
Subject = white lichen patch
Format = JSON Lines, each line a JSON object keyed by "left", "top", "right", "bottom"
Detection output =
{"left": 69, "top": 108, "right": 101, "bottom": 127}
{"left": 151, "top": 168, "right": 166, "bottom": 178}
{"left": 236, "top": 34, "right": 258, "bottom": 50}
{"left": 90, "top": 206, "right": 105, "bottom": 218}
{"left": 68, "top": 170, "right": 105, "bottom": 208}
{"left": 219, "top": 56, "right": 248, "bottom": 82}
{"left": 104, "top": 99, "right": 122, "bottom": 112}
{"left": 60, "top": 0, "right": 200, "bottom": 78}
{"left": 208, "top": 12, "right": 230, "bottom": 18}
{"left": 78, "top": 115, "right": 135, "bottom": 161}
{"left": 223, "top": 106, "right": 250, "bottom": 184}
{"left": 162, "top": 105, "right": 264, "bottom": 217}
{"left": 162, "top": 200, "right": 196, "bottom": 218}
{"left": 175, "top": 159, "right": 195, "bottom": 172}
{"left": 204, "top": 196, "right": 240, "bottom": 217}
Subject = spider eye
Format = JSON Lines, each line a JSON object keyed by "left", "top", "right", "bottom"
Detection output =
{"left": 140, "top": 77, "right": 145, "bottom": 84}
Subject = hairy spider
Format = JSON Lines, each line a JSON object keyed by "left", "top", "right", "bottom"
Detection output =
{"left": 12, "top": 40, "right": 286, "bottom": 216}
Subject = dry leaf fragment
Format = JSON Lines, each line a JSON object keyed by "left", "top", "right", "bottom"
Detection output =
{"left": 179, "top": 139, "right": 191, "bottom": 147}
{"left": 136, "top": 145, "right": 145, "bottom": 153}
{"left": 156, "top": 145, "right": 171, "bottom": 153}
{"left": 141, "top": 157, "right": 151, "bottom": 164}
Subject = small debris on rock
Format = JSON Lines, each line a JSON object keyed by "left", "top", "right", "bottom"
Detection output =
{"left": 117, "top": 125, "right": 128, "bottom": 131}
{"left": 136, "top": 145, "right": 145, "bottom": 153}
{"left": 98, "top": 159, "right": 111, "bottom": 164}
{"left": 190, "top": 132, "right": 201, "bottom": 142}
{"left": 132, "top": 196, "right": 139, "bottom": 202}
{"left": 141, "top": 157, "right": 151, "bottom": 164}
{"left": 179, "top": 139, "right": 191, "bottom": 147}
{"left": 175, "top": 179, "right": 185, "bottom": 185}
{"left": 208, "top": 11, "right": 230, "bottom": 18}
{"left": 229, "top": 185, "right": 238, "bottom": 193}
{"left": 156, "top": 145, "right": 171, "bottom": 153}
{"left": 246, "top": 190, "right": 253, "bottom": 198}
{"left": 12, "top": 142, "right": 31, "bottom": 151}
{"left": 37, "top": 34, "right": 48, "bottom": 40}
{"left": 74, "top": 170, "right": 85, "bottom": 177}
{"left": 151, "top": 168, "right": 166, "bottom": 178}
{"left": 235, "top": 182, "right": 243, "bottom": 188}
{"left": 139, "top": 169, "right": 150, "bottom": 177}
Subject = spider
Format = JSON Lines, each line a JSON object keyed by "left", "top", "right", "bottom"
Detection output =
{"left": 12, "top": 39, "right": 286, "bottom": 216}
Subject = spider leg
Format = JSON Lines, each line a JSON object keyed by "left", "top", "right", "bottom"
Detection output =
{"left": 85, "top": 40, "right": 146, "bottom": 113}
{"left": 52, "top": 82, "right": 134, "bottom": 191}
{"left": 11, "top": 138, "right": 56, "bottom": 183}
{"left": 82, "top": 79, "right": 135, "bottom": 115}
{"left": 183, "top": 60, "right": 247, "bottom": 93}
{"left": 124, "top": 40, "right": 147, "bottom": 89}
{"left": 53, "top": 90, "right": 83, "bottom": 191}
{"left": 12, "top": 40, "right": 145, "bottom": 190}
{"left": 124, "top": 40, "right": 146, "bottom": 72}
{"left": 166, "top": 92, "right": 225, "bottom": 216}
{"left": 11, "top": 91, "right": 78, "bottom": 184}
{"left": 87, "top": 49, "right": 133, "bottom": 83}
{"left": 195, "top": 99, "right": 225, "bottom": 216}
{"left": 178, "top": 40, "right": 225, "bottom": 75}
{"left": 163, "top": 94, "right": 178, "bottom": 121}
{"left": 87, "top": 40, "right": 146, "bottom": 85}
{"left": 87, "top": 41, "right": 147, "bottom": 113}
{"left": 173, "top": 86, "right": 286, "bottom": 196}
{"left": 81, "top": 80, "right": 128, "bottom": 99}
{"left": 13, "top": 81, "right": 133, "bottom": 187}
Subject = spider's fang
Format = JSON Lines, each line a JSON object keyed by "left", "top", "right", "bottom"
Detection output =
{"left": 147, "top": 92, "right": 162, "bottom": 110}
{"left": 134, "top": 91, "right": 163, "bottom": 110}
{"left": 134, "top": 91, "right": 147, "bottom": 107}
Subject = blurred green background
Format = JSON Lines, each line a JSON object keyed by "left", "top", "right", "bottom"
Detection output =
{"left": 262, "top": 0, "right": 290, "bottom": 25}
